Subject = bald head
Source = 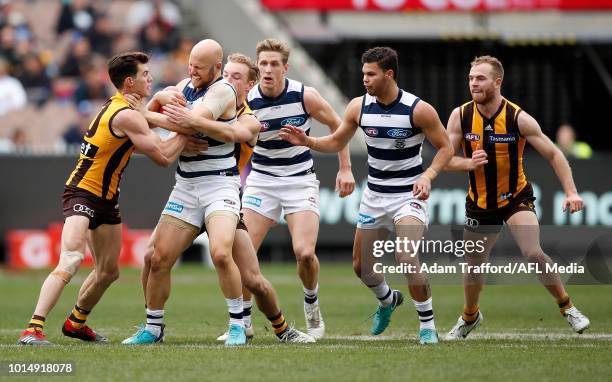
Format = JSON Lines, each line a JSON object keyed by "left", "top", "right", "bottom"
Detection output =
{"left": 191, "top": 39, "right": 223, "bottom": 64}
{"left": 189, "top": 39, "right": 224, "bottom": 89}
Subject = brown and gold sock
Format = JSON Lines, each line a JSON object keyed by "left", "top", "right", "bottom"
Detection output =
{"left": 27, "top": 315, "right": 46, "bottom": 332}
{"left": 463, "top": 305, "right": 480, "bottom": 325}
{"left": 557, "top": 296, "right": 573, "bottom": 315}
{"left": 268, "top": 311, "right": 289, "bottom": 338}
{"left": 67, "top": 305, "right": 90, "bottom": 329}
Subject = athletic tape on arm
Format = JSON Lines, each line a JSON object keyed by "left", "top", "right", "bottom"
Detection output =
{"left": 198, "top": 84, "right": 235, "bottom": 121}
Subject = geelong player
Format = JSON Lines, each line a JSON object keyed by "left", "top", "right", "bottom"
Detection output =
{"left": 142, "top": 53, "right": 314, "bottom": 343}
{"left": 242, "top": 39, "right": 356, "bottom": 339}
{"left": 444, "top": 56, "right": 590, "bottom": 339}
{"left": 281, "top": 47, "right": 452, "bottom": 344}
{"left": 19, "top": 52, "right": 187, "bottom": 345}
{"left": 121, "top": 40, "right": 248, "bottom": 346}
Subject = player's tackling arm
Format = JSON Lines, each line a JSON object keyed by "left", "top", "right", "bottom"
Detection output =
{"left": 162, "top": 105, "right": 259, "bottom": 143}
{"left": 444, "top": 107, "right": 488, "bottom": 172}
{"left": 160, "top": 84, "right": 237, "bottom": 143}
{"left": 519, "top": 111, "right": 583, "bottom": 213}
{"left": 279, "top": 96, "right": 361, "bottom": 153}
{"left": 113, "top": 109, "right": 186, "bottom": 167}
{"left": 132, "top": 80, "right": 196, "bottom": 135}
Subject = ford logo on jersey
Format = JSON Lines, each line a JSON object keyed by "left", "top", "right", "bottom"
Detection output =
{"left": 387, "top": 129, "right": 410, "bottom": 139}
{"left": 281, "top": 117, "right": 306, "bottom": 127}
{"left": 464, "top": 133, "right": 480, "bottom": 141}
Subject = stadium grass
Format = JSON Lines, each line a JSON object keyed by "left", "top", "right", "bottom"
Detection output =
{"left": 1, "top": 263, "right": 611, "bottom": 382}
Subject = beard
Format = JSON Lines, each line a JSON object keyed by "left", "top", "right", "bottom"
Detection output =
{"left": 472, "top": 88, "right": 494, "bottom": 105}
{"left": 192, "top": 66, "right": 217, "bottom": 89}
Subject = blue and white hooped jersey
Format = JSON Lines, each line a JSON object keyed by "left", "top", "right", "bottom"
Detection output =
{"left": 176, "top": 77, "right": 238, "bottom": 179}
{"left": 359, "top": 89, "right": 424, "bottom": 194}
{"left": 247, "top": 78, "right": 314, "bottom": 177}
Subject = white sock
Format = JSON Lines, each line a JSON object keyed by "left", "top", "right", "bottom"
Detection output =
{"left": 145, "top": 308, "right": 164, "bottom": 337}
{"left": 304, "top": 284, "right": 319, "bottom": 305}
{"left": 369, "top": 281, "right": 393, "bottom": 307}
{"left": 226, "top": 296, "right": 244, "bottom": 328}
{"left": 413, "top": 298, "right": 435, "bottom": 330}
{"left": 243, "top": 299, "right": 253, "bottom": 328}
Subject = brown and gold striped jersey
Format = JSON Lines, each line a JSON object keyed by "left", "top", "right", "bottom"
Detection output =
{"left": 66, "top": 92, "right": 135, "bottom": 200}
{"left": 460, "top": 98, "right": 528, "bottom": 209}
{"left": 235, "top": 100, "right": 256, "bottom": 174}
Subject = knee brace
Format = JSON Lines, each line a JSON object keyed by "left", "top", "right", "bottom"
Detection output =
{"left": 51, "top": 250, "right": 84, "bottom": 283}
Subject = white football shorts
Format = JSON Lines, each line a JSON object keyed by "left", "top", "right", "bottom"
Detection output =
{"left": 241, "top": 171, "right": 320, "bottom": 223}
{"left": 357, "top": 187, "right": 429, "bottom": 230}
{"left": 161, "top": 175, "right": 241, "bottom": 228}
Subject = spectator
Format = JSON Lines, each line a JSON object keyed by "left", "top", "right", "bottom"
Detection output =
{"left": 0, "top": 126, "right": 27, "bottom": 153}
{"left": 152, "top": 60, "right": 182, "bottom": 93}
{"left": 56, "top": 0, "right": 97, "bottom": 35}
{"left": 86, "top": 12, "right": 115, "bottom": 56}
{"left": 173, "top": 37, "right": 193, "bottom": 67}
{"left": 0, "top": 56, "right": 26, "bottom": 116}
{"left": 11, "top": 126, "right": 26, "bottom": 150}
{"left": 138, "top": 21, "right": 168, "bottom": 56}
{"left": 1, "top": 15, "right": 33, "bottom": 70}
{"left": 63, "top": 100, "right": 92, "bottom": 146}
{"left": 1, "top": 24, "right": 19, "bottom": 67}
{"left": 0, "top": 0, "right": 9, "bottom": 29}
{"left": 136, "top": 0, "right": 181, "bottom": 55}
{"left": 59, "top": 34, "right": 92, "bottom": 77}
{"left": 126, "top": 0, "right": 181, "bottom": 33}
{"left": 112, "top": 33, "right": 137, "bottom": 56}
{"left": 556, "top": 123, "right": 593, "bottom": 160}
{"left": 1, "top": 0, "right": 31, "bottom": 35}
{"left": 72, "top": 62, "right": 109, "bottom": 106}
{"left": 17, "top": 52, "right": 52, "bottom": 107}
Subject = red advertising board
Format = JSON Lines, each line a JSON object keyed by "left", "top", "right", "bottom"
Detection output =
{"left": 261, "top": 0, "right": 612, "bottom": 11}
{"left": 6, "top": 224, "right": 153, "bottom": 269}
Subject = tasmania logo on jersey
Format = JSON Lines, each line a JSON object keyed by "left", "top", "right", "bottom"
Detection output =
{"left": 464, "top": 133, "right": 480, "bottom": 142}
{"left": 364, "top": 128, "right": 379, "bottom": 137}
{"left": 489, "top": 134, "right": 516, "bottom": 143}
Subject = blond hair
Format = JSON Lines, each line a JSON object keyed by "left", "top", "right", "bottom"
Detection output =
{"left": 471, "top": 55, "right": 504, "bottom": 81}
{"left": 256, "top": 38, "right": 290, "bottom": 64}
{"left": 227, "top": 53, "right": 259, "bottom": 82}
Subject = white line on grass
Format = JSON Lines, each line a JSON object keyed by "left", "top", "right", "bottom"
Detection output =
{"left": 327, "top": 332, "right": 612, "bottom": 341}
{"left": 3, "top": 330, "right": 612, "bottom": 343}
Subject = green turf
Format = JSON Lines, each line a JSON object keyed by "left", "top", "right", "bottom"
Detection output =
{"left": 1, "top": 263, "right": 611, "bottom": 382}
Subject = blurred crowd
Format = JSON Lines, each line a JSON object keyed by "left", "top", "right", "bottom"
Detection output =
{"left": 0, "top": 0, "right": 192, "bottom": 154}
{"left": 0, "top": 1, "right": 595, "bottom": 160}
